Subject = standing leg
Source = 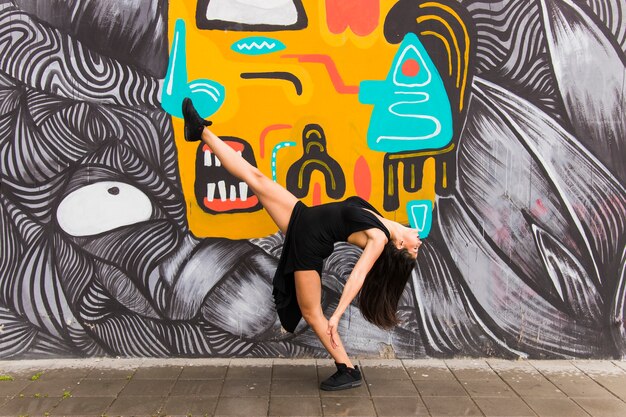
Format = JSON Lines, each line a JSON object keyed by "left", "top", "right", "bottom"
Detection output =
{"left": 294, "top": 270, "right": 354, "bottom": 368}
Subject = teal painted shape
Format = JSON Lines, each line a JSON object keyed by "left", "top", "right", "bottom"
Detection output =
{"left": 231, "top": 37, "right": 286, "bottom": 55}
{"left": 359, "top": 33, "right": 453, "bottom": 153}
{"left": 271, "top": 141, "right": 296, "bottom": 182}
{"left": 161, "top": 19, "right": 225, "bottom": 119}
{"left": 407, "top": 199, "right": 432, "bottom": 238}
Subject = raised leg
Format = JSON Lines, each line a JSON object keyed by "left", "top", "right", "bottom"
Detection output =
{"left": 201, "top": 128, "right": 298, "bottom": 234}
{"left": 294, "top": 270, "right": 354, "bottom": 368}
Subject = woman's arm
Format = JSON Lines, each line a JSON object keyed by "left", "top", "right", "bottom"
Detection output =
{"left": 327, "top": 233, "right": 386, "bottom": 348}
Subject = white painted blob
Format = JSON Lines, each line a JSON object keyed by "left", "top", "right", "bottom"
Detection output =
{"left": 56, "top": 181, "right": 152, "bottom": 237}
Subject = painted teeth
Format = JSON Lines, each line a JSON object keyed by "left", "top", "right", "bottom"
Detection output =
{"left": 239, "top": 182, "right": 248, "bottom": 201}
{"left": 203, "top": 149, "right": 223, "bottom": 167}
{"left": 205, "top": 181, "right": 251, "bottom": 203}
{"left": 217, "top": 180, "right": 227, "bottom": 201}
{"left": 206, "top": 183, "right": 216, "bottom": 202}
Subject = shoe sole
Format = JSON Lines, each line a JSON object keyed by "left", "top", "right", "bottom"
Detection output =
{"left": 319, "top": 380, "right": 362, "bottom": 391}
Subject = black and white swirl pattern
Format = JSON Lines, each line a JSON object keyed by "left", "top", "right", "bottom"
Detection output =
{"left": 464, "top": 0, "right": 566, "bottom": 122}
{"left": 0, "top": 4, "right": 160, "bottom": 108}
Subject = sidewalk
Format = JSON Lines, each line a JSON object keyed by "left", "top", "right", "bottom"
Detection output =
{"left": 1, "top": 358, "right": 625, "bottom": 417}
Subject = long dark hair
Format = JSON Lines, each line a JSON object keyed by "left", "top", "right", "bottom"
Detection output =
{"left": 358, "top": 242, "right": 416, "bottom": 329}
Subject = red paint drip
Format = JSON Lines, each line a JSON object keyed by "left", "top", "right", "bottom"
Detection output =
{"left": 354, "top": 156, "right": 372, "bottom": 201}
{"left": 312, "top": 183, "right": 322, "bottom": 206}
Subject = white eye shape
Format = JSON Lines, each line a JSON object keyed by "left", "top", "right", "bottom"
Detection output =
{"left": 57, "top": 181, "right": 152, "bottom": 237}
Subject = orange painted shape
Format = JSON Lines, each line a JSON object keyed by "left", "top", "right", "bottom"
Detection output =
{"left": 202, "top": 141, "right": 244, "bottom": 153}
{"left": 325, "top": 0, "right": 379, "bottom": 36}
{"left": 203, "top": 195, "right": 260, "bottom": 212}
{"left": 282, "top": 54, "right": 360, "bottom": 94}
{"left": 312, "top": 182, "right": 322, "bottom": 206}
{"left": 259, "top": 124, "right": 292, "bottom": 158}
{"left": 354, "top": 155, "right": 372, "bottom": 201}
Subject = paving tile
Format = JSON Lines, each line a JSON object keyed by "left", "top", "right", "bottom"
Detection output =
{"left": 106, "top": 395, "right": 165, "bottom": 414}
{"left": 132, "top": 365, "right": 183, "bottom": 379}
{"left": 272, "top": 364, "right": 318, "bottom": 380}
{"left": 0, "top": 380, "right": 32, "bottom": 397}
{"left": 486, "top": 359, "right": 536, "bottom": 372}
{"left": 573, "top": 397, "right": 626, "bottom": 417}
{"left": 86, "top": 368, "right": 136, "bottom": 379}
{"left": 507, "top": 378, "right": 566, "bottom": 398}
{"left": 0, "top": 370, "right": 38, "bottom": 382}
{"left": 319, "top": 382, "right": 370, "bottom": 397}
{"left": 170, "top": 378, "right": 223, "bottom": 396}
{"left": 524, "top": 397, "right": 588, "bottom": 417}
{"left": 19, "top": 377, "right": 81, "bottom": 397}
{"left": 573, "top": 360, "right": 625, "bottom": 376}
{"left": 421, "top": 396, "right": 483, "bottom": 416}
{"left": 271, "top": 378, "right": 320, "bottom": 396}
{"left": 71, "top": 378, "right": 128, "bottom": 397}
{"left": 220, "top": 378, "right": 271, "bottom": 396}
{"left": 226, "top": 365, "right": 272, "bottom": 380}
{"left": 37, "top": 368, "right": 91, "bottom": 380}
{"left": 548, "top": 374, "right": 615, "bottom": 397}
{"left": 0, "top": 397, "right": 60, "bottom": 415}
{"left": 179, "top": 365, "right": 228, "bottom": 379}
{"left": 48, "top": 396, "right": 113, "bottom": 415}
{"left": 372, "top": 396, "right": 429, "bottom": 416}
{"left": 161, "top": 394, "right": 218, "bottom": 415}
{"left": 321, "top": 396, "right": 376, "bottom": 416}
{"left": 592, "top": 375, "right": 626, "bottom": 400}
{"left": 529, "top": 360, "right": 583, "bottom": 376}
{"left": 414, "top": 379, "right": 468, "bottom": 396}
{"left": 497, "top": 370, "right": 550, "bottom": 384}
{"left": 473, "top": 397, "right": 535, "bottom": 416}
{"left": 214, "top": 396, "right": 269, "bottom": 416}
{"left": 449, "top": 365, "right": 500, "bottom": 381}
{"left": 613, "top": 361, "right": 626, "bottom": 372}
{"left": 118, "top": 378, "right": 176, "bottom": 396}
{"left": 405, "top": 365, "right": 456, "bottom": 381}
{"left": 367, "top": 378, "right": 418, "bottom": 396}
{"left": 461, "top": 379, "right": 518, "bottom": 397}
{"left": 269, "top": 396, "right": 322, "bottom": 416}
{"left": 362, "top": 365, "right": 410, "bottom": 380}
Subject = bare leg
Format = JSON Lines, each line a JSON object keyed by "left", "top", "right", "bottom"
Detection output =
{"left": 200, "top": 127, "right": 298, "bottom": 233}
{"left": 295, "top": 271, "right": 354, "bottom": 368}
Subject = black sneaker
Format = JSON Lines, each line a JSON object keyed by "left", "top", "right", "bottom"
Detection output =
{"left": 320, "top": 362, "right": 362, "bottom": 391}
{"left": 182, "top": 98, "right": 212, "bottom": 142}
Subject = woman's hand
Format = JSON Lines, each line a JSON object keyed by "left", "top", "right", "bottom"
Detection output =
{"left": 327, "top": 315, "right": 340, "bottom": 349}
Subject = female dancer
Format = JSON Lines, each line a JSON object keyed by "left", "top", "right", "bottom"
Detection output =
{"left": 183, "top": 98, "right": 421, "bottom": 390}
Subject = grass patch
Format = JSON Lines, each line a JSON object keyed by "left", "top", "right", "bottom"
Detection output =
{"left": 62, "top": 390, "right": 71, "bottom": 399}
{"left": 30, "top": 372, "right": 43, "bottom": 381}
{"left": 0, "top": 375, "right": 13, "bottom": 381}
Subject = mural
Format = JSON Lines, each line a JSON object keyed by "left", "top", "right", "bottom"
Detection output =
{"left": 0, "top": 0, "right": 624, "bottom": 360}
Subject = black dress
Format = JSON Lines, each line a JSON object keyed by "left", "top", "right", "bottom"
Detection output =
{"left": 272, "top": 196, "right": 391, "bottom": 332}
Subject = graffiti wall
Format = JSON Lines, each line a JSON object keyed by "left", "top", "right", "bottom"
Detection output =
{"left": 0, "top": 0, "right": 624, "bottom": 359}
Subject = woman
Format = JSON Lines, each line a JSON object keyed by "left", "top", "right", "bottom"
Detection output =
{"left": 183, "top": 98, "right": 421, "bottom": 390}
